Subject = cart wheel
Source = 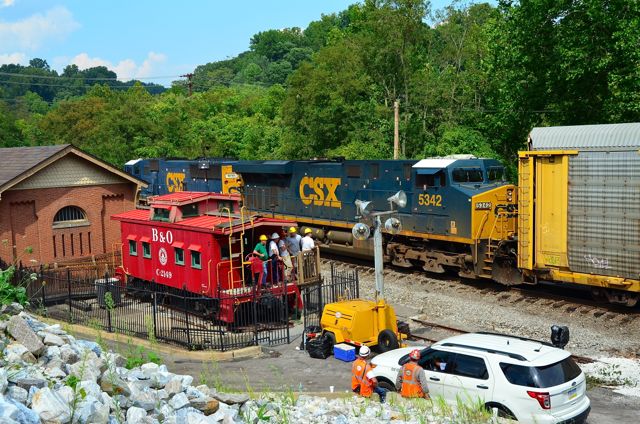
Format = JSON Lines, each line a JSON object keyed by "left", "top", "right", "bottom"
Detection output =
{"left": 378, "top": 329, "right": 399, "bottom": 352}
{"left": 323, "top": 331, "right": 336, "bottom": 346}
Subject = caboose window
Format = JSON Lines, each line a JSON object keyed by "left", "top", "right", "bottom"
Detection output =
{"left": 452, "top": 168, "right": 483, "bottom": 183}
{"left": 142, "top": 242, "right": 151, "bottom": 259}
{"left": 180, "top": 204, "right": 199, "bottom": 218}
{"left": 152, "top": 208, "right": 170, "bottom": 222}
{"left": 487, "top": 167, "right": 504, "bottom": 181}
{"left": 129, "top": 240, "right": 137, "bottom": 256}
{"left": 218, "top": 200, "right": 234, "bottom": 213}
{"left": 191, "top": 251, "right": 202, "bottom": 269}
{"left": 175, "top": 247, "right": 184, "bottom": 265}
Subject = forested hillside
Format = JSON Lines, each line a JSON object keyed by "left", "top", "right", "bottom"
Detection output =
{"left": 1, "top": 0, "right": 638, "bottom": 172}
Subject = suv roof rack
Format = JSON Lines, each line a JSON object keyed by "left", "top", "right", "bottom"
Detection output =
{"left": 476, "top": 331, "right": 555, "bottom": 348}
{"left": 440, "top": 343, "right": 528, "bottom": 362}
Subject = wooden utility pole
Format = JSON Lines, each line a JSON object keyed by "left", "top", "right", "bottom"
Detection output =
{"left": 181, "top": 73, "right": 194, "bottom": 97}
{"left": 393, "top": 99, "right": 400, "bottom": 159}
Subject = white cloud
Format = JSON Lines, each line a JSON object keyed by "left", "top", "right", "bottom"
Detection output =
{"left": 1, "top": 0, "right": 15, "bottom": 8}
{"left": 0, "top": 6, "right": 80, "bottom": 51}
{"left": 70, "top": 52, "right": 168, "bottom": 80}
{"left": 0, "top": 52, "right": 26, "bottom": 65}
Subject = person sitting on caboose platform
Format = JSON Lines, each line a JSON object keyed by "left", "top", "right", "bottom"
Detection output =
{"left": 252, "top": 235, "right": 269, "bottom": 287}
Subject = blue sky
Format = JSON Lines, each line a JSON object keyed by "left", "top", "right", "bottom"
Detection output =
{"left": 1, "top": 0, "right": 469, "bottom": 85}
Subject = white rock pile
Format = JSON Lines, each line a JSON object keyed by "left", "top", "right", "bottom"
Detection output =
{"left": 0, "top": 303, "right": 248, "bottom": 424}
{"left": 0, "top": 303, "right": 497, "bottom": 424}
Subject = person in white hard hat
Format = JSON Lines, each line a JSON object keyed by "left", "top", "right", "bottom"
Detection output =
{"left": 351, "top": 346, "right": 386, "bottom": 403}
{"left": 268, "top": 232, "right": 282, "bottom": 284}
{"left": 278, "top": 230, "right": 293, "bottom": 281}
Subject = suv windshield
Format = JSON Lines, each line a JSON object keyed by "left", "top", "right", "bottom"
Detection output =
{"left": 500, "top": 358, "right": 581, "bottom": 388}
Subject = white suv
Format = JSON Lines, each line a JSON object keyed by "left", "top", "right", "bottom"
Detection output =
{"left": 370, "top": 332, "right": 590, "bottom": 424}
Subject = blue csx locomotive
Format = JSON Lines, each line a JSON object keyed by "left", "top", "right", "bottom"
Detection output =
{"left": 125, "top": 156, "right": 519, "bottom": 283}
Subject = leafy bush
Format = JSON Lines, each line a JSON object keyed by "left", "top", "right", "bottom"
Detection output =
{"left": 0, "top": 266, "right": 30, "bottom": 306}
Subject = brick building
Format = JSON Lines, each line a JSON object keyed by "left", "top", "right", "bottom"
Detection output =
{"left": 0, "top": 145, "right": 146, "bottom": 267}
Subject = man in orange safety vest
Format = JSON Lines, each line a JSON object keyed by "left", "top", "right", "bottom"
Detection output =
{"left": 351, "top": 346, "right": 386, "bottom": 403}
{"left": 396, "top": 348, "right": 430, "bottom": 399}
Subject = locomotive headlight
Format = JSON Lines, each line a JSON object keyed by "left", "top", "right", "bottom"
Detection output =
{"left": 507, "top": 189, "right": 513, "bottom": 202}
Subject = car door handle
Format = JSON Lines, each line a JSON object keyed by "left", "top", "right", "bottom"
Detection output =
{"left": 476, "top": 385, "right": 489, "bottom": 389}
{"left": 429, "top": 377, "right": 440, "bottom": 382}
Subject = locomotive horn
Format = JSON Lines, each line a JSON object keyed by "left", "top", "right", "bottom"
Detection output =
{"left": 355, "top": 199, "right": 373, "bottom": 217}
{"left": 387, "top": 190, "right": 407, "bottom": 209}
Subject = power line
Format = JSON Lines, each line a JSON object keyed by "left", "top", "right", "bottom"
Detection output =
{"left": 0, "top": 71, "right": 182, "bottom": 81}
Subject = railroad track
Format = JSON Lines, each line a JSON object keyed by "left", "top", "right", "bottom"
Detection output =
{"left": 320, "top": 258, "right": 639, "bottom": 322}
{"left": 408, "top": 318, "right": 595, "bottom": 364}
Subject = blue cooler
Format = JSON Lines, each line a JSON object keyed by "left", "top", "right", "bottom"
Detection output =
{"left": 333, "top": 343, "right": 356, "bottom": 362}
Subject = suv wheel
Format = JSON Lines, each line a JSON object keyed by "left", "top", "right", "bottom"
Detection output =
{"left": 377, "top": 380, "right": 396, "bottom": 392}
{"left": 485, "top": 403, "right": 517, "bottom": 420}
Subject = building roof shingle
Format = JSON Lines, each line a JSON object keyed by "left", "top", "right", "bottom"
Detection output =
{"left": 0, "top": 144, "right": 147, "bottom": 194}
{"left": 0, "top": 144, "right": 70, "bottom": 190}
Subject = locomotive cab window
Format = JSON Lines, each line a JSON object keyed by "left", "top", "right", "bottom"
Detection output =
{"left": 487, "top": 167, "right": 504, "bottom": 181}
{"left": 180, "top": 204, "right": 199, "bottom": 218}
{"left": 370, "top": 163, "right": 380, "bottom": 179}
{"left": 346, "top": 165, "right": 361, "bottom": 178}
{"left": 175, "top": 247, "right": 184, "bottom": 265}
{"left": 403, "top": 164, "right": 412, "bottom": 180}
{"left": 129, "top": 240, "right": 137, "bottom": 256}
{"left": 191, "top": 251, "right": 202, "bottom": 269}
{"left": 152, "top": 207, "right": 170, "bottom": 222}
{"left": 142, "top": 242, "right": 151, "bottom": 259}
{"left": 452, "top": 168, "right": 484, "bottom": 183}
{"left": 416, "top": 174, "right": 436, "bottom": 188}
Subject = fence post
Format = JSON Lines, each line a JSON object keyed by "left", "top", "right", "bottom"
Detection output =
{"left": 152, "top": 279, "right": 158, "bottom": 342}
{"left": 284, "top": 279, "right": 290, "bottom": 344}
{"left": 67, "top": 268, "right": 72, "bottom": 321}
{"left": 40, "top": 265, "right": 46, "bottom": 309}
{"left": 355, "top": 268, "right": 360, "bottom": 299}
{"left": 183, "top": 285, "right": 191, "bottom": 347}
{"left": 252, "top": 284, "right": 259, "bottom": 347}
{"left": 105, "top": 272, "right": 112, "bottom": 333}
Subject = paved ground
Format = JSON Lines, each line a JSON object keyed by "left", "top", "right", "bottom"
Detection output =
{"left": 68, "top": 302, "right": 640, "bottom": 423}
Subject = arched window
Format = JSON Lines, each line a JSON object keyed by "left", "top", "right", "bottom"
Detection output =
{"left": 52, "top": 206, "right": 89, "bottom": 229}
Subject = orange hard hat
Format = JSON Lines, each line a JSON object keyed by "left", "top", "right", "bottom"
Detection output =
{"left": 409, "top": 349, "right": 421, "bottom": 361}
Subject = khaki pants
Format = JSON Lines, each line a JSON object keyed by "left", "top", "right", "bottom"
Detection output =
{"left": 282, "top": 255, "right": 293, "bottom": 280}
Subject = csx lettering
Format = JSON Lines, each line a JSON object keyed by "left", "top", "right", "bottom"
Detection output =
{"left": 151, "top": 228, "right": 174, "bottom": 244}
{"left": 299, "top": 177, "right": 342, "bottom": 208}
{"left": 418, "top": 193, "right": 443, "bottom": 207}
{"left": 166, "top": 172, "right": 185, "bottom": 193}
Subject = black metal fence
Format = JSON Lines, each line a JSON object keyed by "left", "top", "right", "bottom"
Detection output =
{"left": 14, "top": 265, "right": 295, "bottom": 351}
{"left": 301, "top": 263, "right": 360, "bottom": 343}
{"left": 10, "top": 259, "right": 359, "bottom": 352}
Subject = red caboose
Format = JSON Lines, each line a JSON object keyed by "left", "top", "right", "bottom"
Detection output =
{"left": 111, "top": 192, "right": 304, "bottom": 323}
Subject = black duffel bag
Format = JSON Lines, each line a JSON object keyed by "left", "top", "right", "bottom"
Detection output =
{"left": 307, "top": 334, "right": 334, "bottom": 359}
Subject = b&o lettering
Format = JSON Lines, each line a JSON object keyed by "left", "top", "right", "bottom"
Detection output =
{"left": 299, "top": 177, "right": 342, "bottom": 208}
{"left": 151, "top": 228, "right": 174, "bottom": 244}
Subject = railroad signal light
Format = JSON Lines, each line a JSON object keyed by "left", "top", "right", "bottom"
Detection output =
{"left": 384, "top": 217, "right": 402, "bottom": 235}
{"left": 352, "top": 223, "right": 370, "bottom": 241}
{"left": 387, "top": 190, "right": 407, "bottom": 209}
